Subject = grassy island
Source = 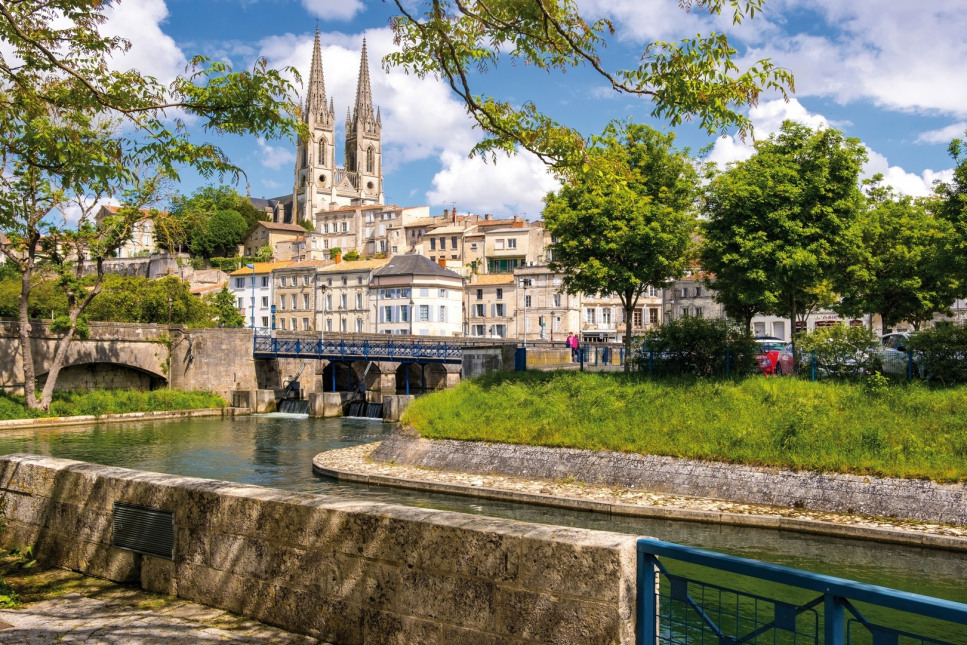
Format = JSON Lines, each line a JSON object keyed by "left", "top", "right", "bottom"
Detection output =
{"left": 401, "top": 372, "right": 967, "bottom": 483}
{"left": 0, "top": 389, "right": 226, "bottom": 421}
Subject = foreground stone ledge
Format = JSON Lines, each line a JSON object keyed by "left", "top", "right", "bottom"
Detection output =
{"left": 0, "top": 453, "right": 638, "bottom": 644}
{"left": 370, "top": 432, "right": 967, "bottom": 527}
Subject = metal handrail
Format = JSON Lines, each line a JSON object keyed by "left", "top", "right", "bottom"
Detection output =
{"left": 637, "top": 538, "right": 967, "bottom": 644}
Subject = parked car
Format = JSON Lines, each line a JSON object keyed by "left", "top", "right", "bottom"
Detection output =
{"left": 774, "top": 343, "right": 795, "bottom": 376}
{"left": 755, "top": 337, "right": 786, "bottom": 375}
{"left": 877, "top": 332, "right": 923, "bottom": 377}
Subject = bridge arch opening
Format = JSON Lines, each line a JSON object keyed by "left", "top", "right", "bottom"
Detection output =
{"left": 322, "top": 362, "right": 354, "bottom": 392}
{"left": 395, "top": 363, "right": 448, "bottom": 395}
{"left": 38, "top": 362, "right": 166, "bottom": 392}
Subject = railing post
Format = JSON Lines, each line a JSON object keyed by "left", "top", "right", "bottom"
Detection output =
{"left": 637, "top": 549, "right": 658, "bottom": 645}
{"left": 824, "top": 594, "right": 845, "bottom": 645}
{"left": 811, "top": 350, "right": 817, "bottom": 382}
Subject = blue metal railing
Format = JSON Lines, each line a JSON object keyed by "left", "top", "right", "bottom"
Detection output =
{"left": 253, "top": 333, "right": 463, "bottom": 363}
{"left": 637, "top": 539, "right": 967, "bottom": 644}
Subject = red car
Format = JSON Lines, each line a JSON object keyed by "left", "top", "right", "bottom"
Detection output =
{"left": 755, "top": 337, "right": 786, "bottom": 375}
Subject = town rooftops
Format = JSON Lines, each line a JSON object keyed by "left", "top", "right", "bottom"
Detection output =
{"left": 253, "top": 221, "right": 307, "bottom": 233}
{"left": 373, "top": 254, "right": 462, "bottom": 279}
{"left": 319, "top": 258, "right": 389, "bottom": 272}
{"left": 469, "top": 274, "right": 515, "bottom": 285}
{"left": 275, "top": 259, "right": 332, "bottom": 270}
{"left": 228, "top": 261, "right": 293, "bottom": 276}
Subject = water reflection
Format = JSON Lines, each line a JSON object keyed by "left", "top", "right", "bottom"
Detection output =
{"left": 1, "top": 414, "right": 966, "bottom": 605}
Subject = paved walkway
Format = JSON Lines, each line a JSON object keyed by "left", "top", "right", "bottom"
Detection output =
{"left": 0, "top": 570, "right": 322, "bottom": 645}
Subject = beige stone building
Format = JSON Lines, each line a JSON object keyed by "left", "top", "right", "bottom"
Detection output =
{"left": 241, "top": 221, "right": 306, "bottom": 258}
{"left": 272, "top": 260, "right": 330, "bottom": 332}
{"left": 465, "top": 274, "right": 517, "bottom": 339}
{"left": 513, "top": 265, "right": 581, "bottom": 343}
{"left": 95, "top": 205, "right": 158, "bottom": 258}
{"left": 318, "top": 258, "right": 389, "bottom": 334}
{"left": 228, "top": 261, "right": 292, "bottom": 330}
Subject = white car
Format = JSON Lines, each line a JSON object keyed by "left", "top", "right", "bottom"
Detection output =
{"left": 877, "top": 332, "right": 921, "bottom": 377}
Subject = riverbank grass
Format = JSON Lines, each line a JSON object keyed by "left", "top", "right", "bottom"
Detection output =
{"left": 0, "top": 389, "right": 226, "bottom": 421}
{"left": 401, "top": 372, "right": 967, "bottom": 483}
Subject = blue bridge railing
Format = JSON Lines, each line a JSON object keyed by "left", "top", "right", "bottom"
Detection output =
{"left": 253, "top": 334, "right": 463, "bottom": 364}
{"left": 637, "top": 538, "right": 967, "bottom": 644}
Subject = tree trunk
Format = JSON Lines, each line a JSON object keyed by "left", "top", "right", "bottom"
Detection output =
{"left": 18, "top": 264, "right": 38, "bottom": 409}
{"left": 623, "top": 304, "right": 634, "bottom": 373}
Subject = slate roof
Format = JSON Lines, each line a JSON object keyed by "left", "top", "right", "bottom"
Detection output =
{"left": 372, "top": 254, "right": 462, "bottom": 280}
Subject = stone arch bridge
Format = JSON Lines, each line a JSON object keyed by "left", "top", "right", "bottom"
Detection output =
{"left": 0, "top": 320, "right": 515, "bottom": 404}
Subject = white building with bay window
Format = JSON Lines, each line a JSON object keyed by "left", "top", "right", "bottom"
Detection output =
{"left": 371, "top": 254, "right": 464, "bottom": 336}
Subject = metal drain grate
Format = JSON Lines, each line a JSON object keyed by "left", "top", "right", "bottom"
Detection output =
{"left": 112, "top": 502, "right": 174, "bottom": 560}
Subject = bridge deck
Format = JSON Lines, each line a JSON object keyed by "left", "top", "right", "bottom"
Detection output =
{"left": 253, "top": 336, "right": 464, "bottom": 364}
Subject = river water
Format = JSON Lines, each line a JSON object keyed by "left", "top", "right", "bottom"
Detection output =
{"left": 1, "top": 413, "right": 966, "bottom": 626}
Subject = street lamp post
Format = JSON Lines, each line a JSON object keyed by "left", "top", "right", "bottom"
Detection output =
{"left": 245, "top": 263, "right": 256, "bottom": 329}
{"left": 520, "top": 279, "right": 528, "bottom": 347}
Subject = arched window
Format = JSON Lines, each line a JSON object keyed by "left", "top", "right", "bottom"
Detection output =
{"left": 318, "top": 139, "right": 327, "bottom": 164}
{"left": 366, "top": 146, "right": 375, "bottom": 174}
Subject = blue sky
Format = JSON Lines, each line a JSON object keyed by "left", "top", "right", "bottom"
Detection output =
{"left": 102, "top": 0, "right": 966, "bottom": 218}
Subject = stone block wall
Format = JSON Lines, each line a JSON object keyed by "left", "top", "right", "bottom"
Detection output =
{"left": 169, "top": 328, "right": 256, "bottom": 401}
{"left": 0, "top": 454, "right": 638, "bottom": 644}
{"left": 372, "top": 433, "right": 967, "bottom": 527}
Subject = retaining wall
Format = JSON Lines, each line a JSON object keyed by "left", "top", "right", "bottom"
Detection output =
{"left": 0, "top": 454, "right": 638, "bottom": 644}
{"left": 371, "top": 432, "right": 967, "bottom": 527}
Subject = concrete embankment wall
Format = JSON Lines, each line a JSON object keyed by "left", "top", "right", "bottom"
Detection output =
{"left": 372, "top": 432, "right": 967, "bottom": 527}
{"left": 0, "top": 454, "right": 638, "bottom": 644}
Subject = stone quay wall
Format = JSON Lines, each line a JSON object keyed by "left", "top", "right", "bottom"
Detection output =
{"left": 372, "top": 432, "right": 967, "bottom": 527}
{"left": 0, "top": 454, "right": 638, "bottom": 644}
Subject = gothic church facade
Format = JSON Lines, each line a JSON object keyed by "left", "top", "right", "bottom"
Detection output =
{"left": 294, "top": 30, "right": 384, "bottom": 220}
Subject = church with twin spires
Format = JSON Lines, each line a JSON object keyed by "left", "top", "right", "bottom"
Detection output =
{"left": 293, "top": 30, "right": 384, "bottom": 220}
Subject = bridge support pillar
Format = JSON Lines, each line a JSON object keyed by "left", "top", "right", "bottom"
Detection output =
{"left": 443, "top": 364, "right": 462, "bottom": 389}
{"left": 375, "top": 362, "right": 399, "bottom": 399}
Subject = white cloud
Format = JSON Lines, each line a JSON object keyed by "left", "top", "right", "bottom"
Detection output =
{"left": 917, "top": 123, "right": 967, "bottom": 145}
{"left": 704, "top": 98, "right": 828, "bottom": 167}
{"left": 256, "top": 137, "right": 291, "bottom": 170}
{"left": 744, "top": 2, "right": 967, "bottom": 117}
{"left": 427, "top": 151, "right": 560, "bottom": 218}
{"left": 101, "top": 0, "right": 186, "bottom": 84}
{"left": 301, "top": 0, "right": 365, "bottom": 22}
{"left": 863, "top": 148, "right": 951, "bottom": 197}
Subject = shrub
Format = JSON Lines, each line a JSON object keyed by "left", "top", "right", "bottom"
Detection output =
{"left": 794, "top": 325, "right": 880, "bottom": 379}
{"left": 637, "top": 317, "right": 759, "bottom": 377}
{"left": 907, "top": 324, "right": 967, "bottom": 384}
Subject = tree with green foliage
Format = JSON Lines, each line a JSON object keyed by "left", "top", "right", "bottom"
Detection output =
{"left": 701, "top": 121, "right": 867, "bottom": 363}
{"left": 935, "top": 130, "right": 967, "bottom": 283}
{"left": 343, "top": 250, "right": 361, "bottom": 262}
{"left": 206, "top": 286, "right": 246, "bottom": 327}
{"left": 837, "top": 178, "right": 958, "bottom": 333}
{"left": 85, "top": 275, "right": 211, "bottom": 326}
{"left": 387, "top": 0, "right": 793, "bottom": 168}
{"left": 0, "top": 0, "right": 301, "bottom": 410}
{"left": 543, "top": 122, "right": 698, "bottom": 370}
{"left": 163, "top": 186, "right": 268, "bottom": 257}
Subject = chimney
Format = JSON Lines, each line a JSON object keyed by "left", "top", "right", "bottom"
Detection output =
{"left": 335, "top": 252, "right": 342, "bottom": 264}
{"left": 485, "top": 213, "right": 492, "bottom": 221}
{"left": 437, "top": 258, "right": 447, "bottom": 268}
{"left": 443, "top": 208, "right": 449, "bottom": 218}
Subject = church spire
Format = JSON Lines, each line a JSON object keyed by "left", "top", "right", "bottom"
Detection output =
{"left": 352, "top": 38, "right": 376, "bottom": 126}
{"left": 306, "top": 27, "right": 331, "bottom": 125}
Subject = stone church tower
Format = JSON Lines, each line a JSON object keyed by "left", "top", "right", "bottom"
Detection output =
{"left": 293, "top": 32, "right": 384, "bottom": 221}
